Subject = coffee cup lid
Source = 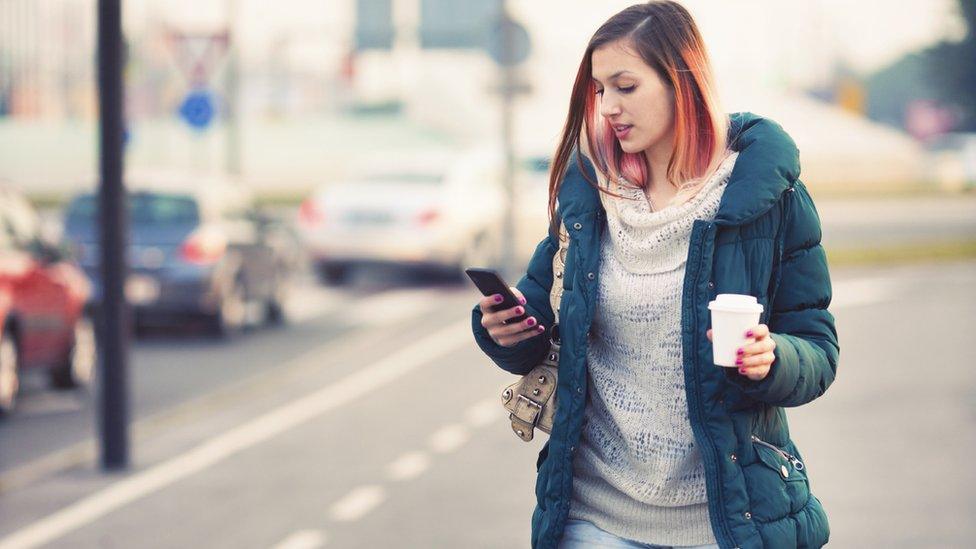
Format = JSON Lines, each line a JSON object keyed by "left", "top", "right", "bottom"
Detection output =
{"left": 708, "top": 293, "right": 764, "bottom": 313}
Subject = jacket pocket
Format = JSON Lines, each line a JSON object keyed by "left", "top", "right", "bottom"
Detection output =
{"left": 752, "top": 435, "right": 805, "bottom": 480}
{"left": 750, "top": 434, "right": 811, "bottom": 517}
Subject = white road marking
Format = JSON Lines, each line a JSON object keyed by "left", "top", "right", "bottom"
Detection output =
{"left": 328, "top": 485, "right": 386, "bottom": 523}
{"left": 0, "top": 289, "right": 412, "bottom": 494}
{"left": 270, "top": 529, "right": 327, "bottom": 549}
{"left": 831, "top": 276, "right": 900, "bottom": 309}
{"left": 428, "top": 424, "right": 471, "bottom": 454}
{"left": 385, "top": 451, "right": 431, "bottom": 482}
{"left": 0, "top": 320, "right": 472, "bottom": 549}
{"left": 464, "top": 397, "right": 504, "bottom": 429}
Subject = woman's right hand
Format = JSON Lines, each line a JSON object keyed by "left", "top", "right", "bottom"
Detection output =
{"left": 478, "top": 287, "right": 547, "bottom": 347}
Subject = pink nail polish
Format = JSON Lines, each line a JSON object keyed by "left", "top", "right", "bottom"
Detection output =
{"left": 735, "top": 358, "right": 743, "bottom": 365}
{"left": 526, "top": 318, "right": 536, "bottom": 326}
{"left": 736, "top": 348, "right": 744, "bottom": 355}
{"left": 494, "top": 294, "right": 503, "bottom": 303}
{"left": 738, "top": 368, "right": 746, "bottom": 374}
{"left": 514, "top": 307, "right": 524, "bottom": 315}
{"left": 746, "top": 330, "right": 754, "bottom": 337}
{"left": 519, "top": 297, "right": 526, "bottom": 305}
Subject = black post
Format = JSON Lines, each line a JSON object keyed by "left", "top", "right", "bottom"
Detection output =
{"left": 96, "top": 0, "right": 129, "bottom": 470}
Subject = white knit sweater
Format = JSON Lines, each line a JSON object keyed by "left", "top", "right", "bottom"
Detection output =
{"left": 568, "top": 151, "right": 738, "bottom": 546}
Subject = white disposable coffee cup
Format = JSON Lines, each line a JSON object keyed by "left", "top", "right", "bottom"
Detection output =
{"left": 708, "top": 294, "right": 764, "bottom": 367}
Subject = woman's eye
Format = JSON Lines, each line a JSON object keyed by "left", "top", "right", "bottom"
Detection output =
{"left": 595, "top": 86, "right": 634, "bottom": 96}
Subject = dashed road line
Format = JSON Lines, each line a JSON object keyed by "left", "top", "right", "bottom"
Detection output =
{"left": 464, "top": 397, "right": 504, "bottom": 429}
{"left": 328, "top": 485, "right": 387, "bottom": 523}
{"left": 385, "top": 451, "right": 431, "bottom": 482}
{"left": 323, "top": 397, "right": 504, "bottom": 528}
{"left": 428, "top": 424, "right": 471, "bottom": 454}
{"left": 270, "top": 529, "right": 327, "bottom": 549}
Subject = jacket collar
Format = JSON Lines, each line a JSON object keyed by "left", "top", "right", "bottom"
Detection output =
{"left": 559, "top": 112, "right": 799, "bottom": 227}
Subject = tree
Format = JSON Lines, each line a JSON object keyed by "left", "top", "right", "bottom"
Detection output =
{"left": 865, "top": 0, "right": 976, "bottom": 131}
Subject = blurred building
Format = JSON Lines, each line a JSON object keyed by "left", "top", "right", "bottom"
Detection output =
{"left": 0, "top": 0, "right": 96, "bottom": 119}
{"left": 0, "top": 0, "right": 965, "bottom": 194}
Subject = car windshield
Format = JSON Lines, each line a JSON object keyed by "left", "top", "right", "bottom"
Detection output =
{"left": 66, "top": 192, "right": 200, "bottom": 225}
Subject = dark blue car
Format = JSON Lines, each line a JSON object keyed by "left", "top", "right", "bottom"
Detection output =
{"left": 62, "top": 176, "right": 300, "bottom": 337}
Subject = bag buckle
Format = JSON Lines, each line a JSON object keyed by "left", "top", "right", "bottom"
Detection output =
{"left": 517, "top": 393, "right": 543, "bottom": 411}
{"left": 513, "top": 394, "right": 544, "bottom": 426}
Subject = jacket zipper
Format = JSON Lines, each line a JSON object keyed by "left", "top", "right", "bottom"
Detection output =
{"left": 751, "top": 434, "right": 805, "bottom": 471}
{"left": 689, "top": 221, "right": 738, "bottom": 548}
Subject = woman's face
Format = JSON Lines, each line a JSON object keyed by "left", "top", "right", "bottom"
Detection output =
{"left": 591, "top": 39, "right": 675, "bottom": 156}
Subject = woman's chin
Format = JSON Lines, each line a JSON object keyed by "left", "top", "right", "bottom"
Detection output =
{"left": 618, "top": 141, "right": 643, "bottom": 154}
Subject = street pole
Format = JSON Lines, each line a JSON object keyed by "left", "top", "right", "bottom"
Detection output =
{"left": 499, "top": 8, "right": 516, "bottom": 281}
{"left": 96, "top": 0, "right": 129, "bottom": 470}
{"left": 225, "top": 0, "right": 241, "bottom": 177}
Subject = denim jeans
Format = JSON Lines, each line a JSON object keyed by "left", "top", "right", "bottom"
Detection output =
{"left": 557, "top": 518, "right": 721, "bottom": 549}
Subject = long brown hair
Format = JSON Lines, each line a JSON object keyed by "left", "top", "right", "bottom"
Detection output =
{"left": 548, "top": 1, "right": 728, "bottom": 235}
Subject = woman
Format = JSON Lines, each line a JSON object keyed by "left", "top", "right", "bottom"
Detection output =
{"left": 472, "top": 2, "right": 838, "bottom": 548}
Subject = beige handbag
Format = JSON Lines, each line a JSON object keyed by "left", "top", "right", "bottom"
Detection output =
{"left": 501, "top": 221, "right": 569, "bottom": 442}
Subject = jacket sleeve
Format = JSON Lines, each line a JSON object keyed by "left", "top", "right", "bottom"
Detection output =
{"left": 725, "top": 181, "right": 840, "bottom": 407}
{"left": 470, "top": 231, "right": 558, "bottom": 376}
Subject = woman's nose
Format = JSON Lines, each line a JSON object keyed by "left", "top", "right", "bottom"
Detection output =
{"left": 600, "top": 96, "right": 621, "bottom": 118}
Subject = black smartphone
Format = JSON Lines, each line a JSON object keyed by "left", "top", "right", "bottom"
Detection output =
{"left": 464, "top": 267, "right": 529, "bottom": 324}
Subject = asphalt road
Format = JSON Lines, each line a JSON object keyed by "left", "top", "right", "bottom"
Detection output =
{"left": 815, "top": 194, "right": 976, "bottom": 250}
{"left": 0, "top": 258, "right": 974, "bottom": 548}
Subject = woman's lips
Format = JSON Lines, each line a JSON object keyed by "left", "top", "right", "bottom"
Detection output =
{"left": 614, "top": 125, "right": 632, "bottom": 139}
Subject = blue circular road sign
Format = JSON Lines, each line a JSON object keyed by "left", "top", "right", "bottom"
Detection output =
{"left": 178, "top": 89, "right": 217, "bottom": 130}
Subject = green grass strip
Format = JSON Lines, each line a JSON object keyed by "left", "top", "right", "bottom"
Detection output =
{"left": 827, "top": 240, "right": 976, "bottom": 266}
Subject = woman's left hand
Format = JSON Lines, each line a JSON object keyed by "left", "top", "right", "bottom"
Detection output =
{"left": 706, "top": 324, "right": 776, "bottom": 381}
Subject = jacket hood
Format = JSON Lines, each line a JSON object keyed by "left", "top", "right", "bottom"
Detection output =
{"left": 560, "top": 112, "right": 800, "bottom": 227}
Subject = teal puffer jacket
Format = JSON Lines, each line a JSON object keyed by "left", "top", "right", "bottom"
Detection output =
{"left": 471, "top": 113, "right": 839, "bottom": 549}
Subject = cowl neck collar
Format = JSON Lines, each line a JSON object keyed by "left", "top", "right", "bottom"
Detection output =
{"left": 559, "top": 112, "right": 798, "bottom": 228}
{"left": 599, "top": 152, "right": 738, "bottom": 274}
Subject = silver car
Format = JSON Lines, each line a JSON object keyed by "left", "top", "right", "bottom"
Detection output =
{"left": 296, "top": 148, "right": 507, "bottom": 284}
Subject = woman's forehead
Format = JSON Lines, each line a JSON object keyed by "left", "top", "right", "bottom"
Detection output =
{"left": 591, "top": 42, "right": 646, "bottom": 81}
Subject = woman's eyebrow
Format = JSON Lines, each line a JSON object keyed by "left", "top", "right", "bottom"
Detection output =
{"left": 592, "top": 70, "right": 635, "bottom": 84}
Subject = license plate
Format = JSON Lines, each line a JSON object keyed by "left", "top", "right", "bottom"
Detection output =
{"left": 345, "top": 211, "right": 393, "bottom": 225}
{"left": 125, "top": 275, "right": 160, "bottom": 305}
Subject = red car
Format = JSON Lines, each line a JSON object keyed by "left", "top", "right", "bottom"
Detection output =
{"left": 0, "top": 188, "right": 94, "bottom": 416}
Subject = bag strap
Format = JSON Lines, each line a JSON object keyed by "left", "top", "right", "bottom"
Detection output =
{"left": 549, "top": 221, "right": 569, "bottom": 324}
{"left": 502, "top": 221, "right": 569, "bottom": 442}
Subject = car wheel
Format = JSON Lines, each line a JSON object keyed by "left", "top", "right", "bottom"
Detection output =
{"left": 0, "top": 331, "right": 20, "bottom": 416}
{"left": 265, "top": 271, "right": 289, "bottom": 326}
{"left": 316, "top": 263, "right": 349, "bottom": 286}
{"left": 210, "top": 280, "right": 247, "bottom": 338}
{"left": 51, "top": 315, "right": 97, "bottom": 389}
